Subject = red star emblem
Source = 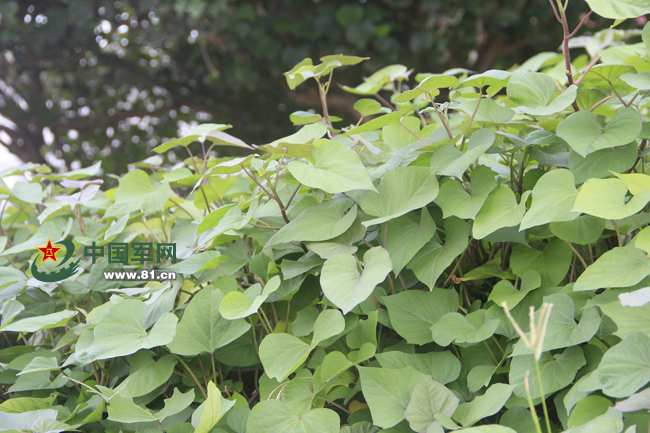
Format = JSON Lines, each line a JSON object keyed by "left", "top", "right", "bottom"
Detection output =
{"left": 36, "top": 238, "right": 62, "bottom": 264}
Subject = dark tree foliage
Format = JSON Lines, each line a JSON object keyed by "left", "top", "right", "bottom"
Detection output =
{"left": 0, "top": 0, "right": 598, "bottom": 174}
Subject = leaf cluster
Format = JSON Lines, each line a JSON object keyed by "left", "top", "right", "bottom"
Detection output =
{"left": 2, "top": 2, "right": 650, "bottom": 433}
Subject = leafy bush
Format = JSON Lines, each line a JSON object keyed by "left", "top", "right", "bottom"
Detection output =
{"left": 2, "top": 1, "right": 650, "bottom": 432}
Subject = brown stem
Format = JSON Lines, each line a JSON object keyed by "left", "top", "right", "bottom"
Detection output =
{"left": 397, "top": 274, "right": 408, "bottom": 291}
{"left": 387, "top": 274, "right": 396, "bottom": 295}
{"left": 565, "top": 241, "right": 588, "bottom": 270}
{"left": 374, "top": 93, "right": 395, "bottom": 110}
{"left": 569, "top": 11, "right": 593, "bottom": 38}
{"left": 285, "top": 184, "right": 302, "bottom": 210}
{"left": 316, "top": 79, "right": 333, "bottom": 127}
{"left": 399, "top": 123, "right": 428, "bottom": 146}
{"left": 574, "top": 55, "right": 601, "bottom": 87}
{"left": 590, "top": 95, "right": 612, "bottom": 111}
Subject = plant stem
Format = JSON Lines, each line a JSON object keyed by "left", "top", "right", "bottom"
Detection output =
{"left": 198, "top": 356, "right": 209, "bottom": 389}
{"left": 612, "top": 220, "right": 623, "bottom": 247}
{"left": 173, "top": 355, "right": 207, "bottom": 399}
{"left": 535, "top": 359, "right": 553, "bottom": 433}
{"left": 525, "top": 372, "right": 544, "bottom": 433}
{"left": 211, "top": 352, "right": 218, "bottom": 383}
{"left": 285, "top": 299, "right": 291, "bottom": 333}
{"left": 565, "top": 241, "right": 588, "bottom": 270}
{"left": 316, "top": 80, "right": 332, "bottom": 127}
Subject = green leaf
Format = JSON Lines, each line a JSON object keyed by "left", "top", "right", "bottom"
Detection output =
{"left": 321, "top": 247, "right": 392, "bottom": 314}
{"left": 204, "top": 129, "right": 253, "bottom": 150}
{"left": 418, "top": 75, "right": 459, "bottom": 92}
{"left": 569, "top": 142, "right": 638, "bottom": 185}
{"left": 599, "top": 301, "right": 650, "bottom": 338}
{"left": 315, "top": 351, "right": 354, "bottom": 386}
{"left": 1, "top": 310, "right": 75, "bottom": 333}
{"left": 384, "top": 209, "right": 436, "bottom": 275}
{"left": 247, "top": 400, "right": 339, "bottom": 433}
{"left": 506, "top": 72, "right": 556, "bottom": 108}
{"left": 153, "top": 124, "right": 232, "bottom": 153}
{"left": 156, "top": 388, "right": 195, "bottom": 423}
{"left": 196, "top": 381, "right": 225, "bottom": 433}
{"left": 455, "top": 427, "right": 517, "bottom": 433}
{"left": 510, "top": 347, "right": 586, "bottom": 399}
{"left": 585, "top": 0, "right": 650, "bottom": 19}
{"left": 358, "top": 366, "right": 430, "bottom": 429}
{"left": 119, "top": 352, "right": 177, "bottom": 398}
{"left": 557, "top": 108, "right": 642, "bottom": 157}
{"left": 520, "top": 169, "right": 578, "bottom": 230}
{"left": 311, "top": 309, "right": 345, "bottom": 346}
{"left": 567, "top": 396, "right": 613, "bottom": 429}
{"left": 393, "top": 88, "right": 425, "bottom": 103}
{"left": 219, "top": 276, "right": 281, "bottom": 319}
{"left": 259, "top": 334, "right": 310, "bottom": 381}
{"left": 431, "top": 129, "right": 496, "bottom": 179}
{"left": 435, "top": 165, "right": 496, "bottom": 220}
{"left": 453, "top": 383, "right": 515, "bottom": 427}
{"left": 515, "top": 86, "right": 578, "bottom": 116}
{"left": 510, "top": 239, "right": 572, "bottom": 287}
{"left": 383, "top": 289, "right": 459, "bottom": 345}
{"left": 572, "top": 178, "right": 650, "bottom": 220}
{"left": 287, "top": 140, "right": 376, "bottom": 194}
{"left": 563, "top": 408, "right": 624, "bottom": 433}
{"left": 269, "top": 123, "right": 328, "bottom": 149}
{"left": 550, "top": 215, "right": 605, "bottom": 245}
{"left": 0, "top": 409, "right": 59, "bottom": 431}
{"left": 85, "top": 300, "right": 177, "bottom": 360}
{"left": 166, "top": 287, "right": 250, "bottom": 356}
{"left": 105, "top": 169, "right": 171, "bottom": 217}
{"left": 430, "top": 313, "right": 499, "bottom": 346}
{"left": 289, "top": 111, "right": 321, "bottom": 126}
{"left": 615, "top": 172, "right": 650, "bottom": 195}
{"left": 17, "top": 357, "right": 59, "bottom": 376}
{"left": 360, "top": 166, "right": 439, "bottom": 226}
{"left": 473, "top": 185, "right": 530, "bottom": 239}
{"left": 375, "top": 351, "right": 461, "bottom": 384}
{"left": 461, "top": 70, "right": 512, "bottom": 88}
{"left": 265, "top": 199, "right": 357, "bottom": 248}
{"left": 455, "top": 98, "right": 515, "bottom": 123}
{"left": 107, "top": 396, "right": 157, "bottom": 423}
{"left": 506, "top": 70, "right": 577, "bottom": 114}
{"left": 635, "top": 226, "right": 650, "bottom": 255}
{"left": 488, "top": 270, "right": 540, "bottom": 309}
{"left": 305, "top": 217, "right": 366, "bottom": 259}
{"left": 512, "top": 294, "right": 601, "bottom": 355}
{"left": 407, "top": 218, "right": 470, "bottom": 289}
{"left": 354, "top": 99, "right": 383, "bottom": 116}
{"left": 595, "top": 332, "right": 650, "bottom": 398}
{"left": 404, "top": 379, "right": 459, "bottom": 433}
{"left": 162, "top": 167, "right": 193, "bottom": 183}
{"left": 460, "top": 259, "right": 515, "bottom": 283}
{"left": 197, "top": 204, "right": 237, "bottom": 235}
{"left": 621, "top": 72, "right": 650, "bottom": 90}
{"left": 574, "top": 246, "right": 650, "bottom": 291}
{"left": 12, "top": 182, "right": 44, "bottom": 204}
{"left": 341, "top": 111, "right": 406, "bottom": 137}
{"left": 0, "top": 397, "right": 55, "bottom": 414}
{"left": 168, "top": 251, "right": 229, "bottom": 274}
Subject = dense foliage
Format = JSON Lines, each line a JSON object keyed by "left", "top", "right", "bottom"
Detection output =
{"left": 0, "top": 0, "right": 601, "bottom": 175}
{"left": 2, "top": 1, "right": 650, "bottom": 432}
